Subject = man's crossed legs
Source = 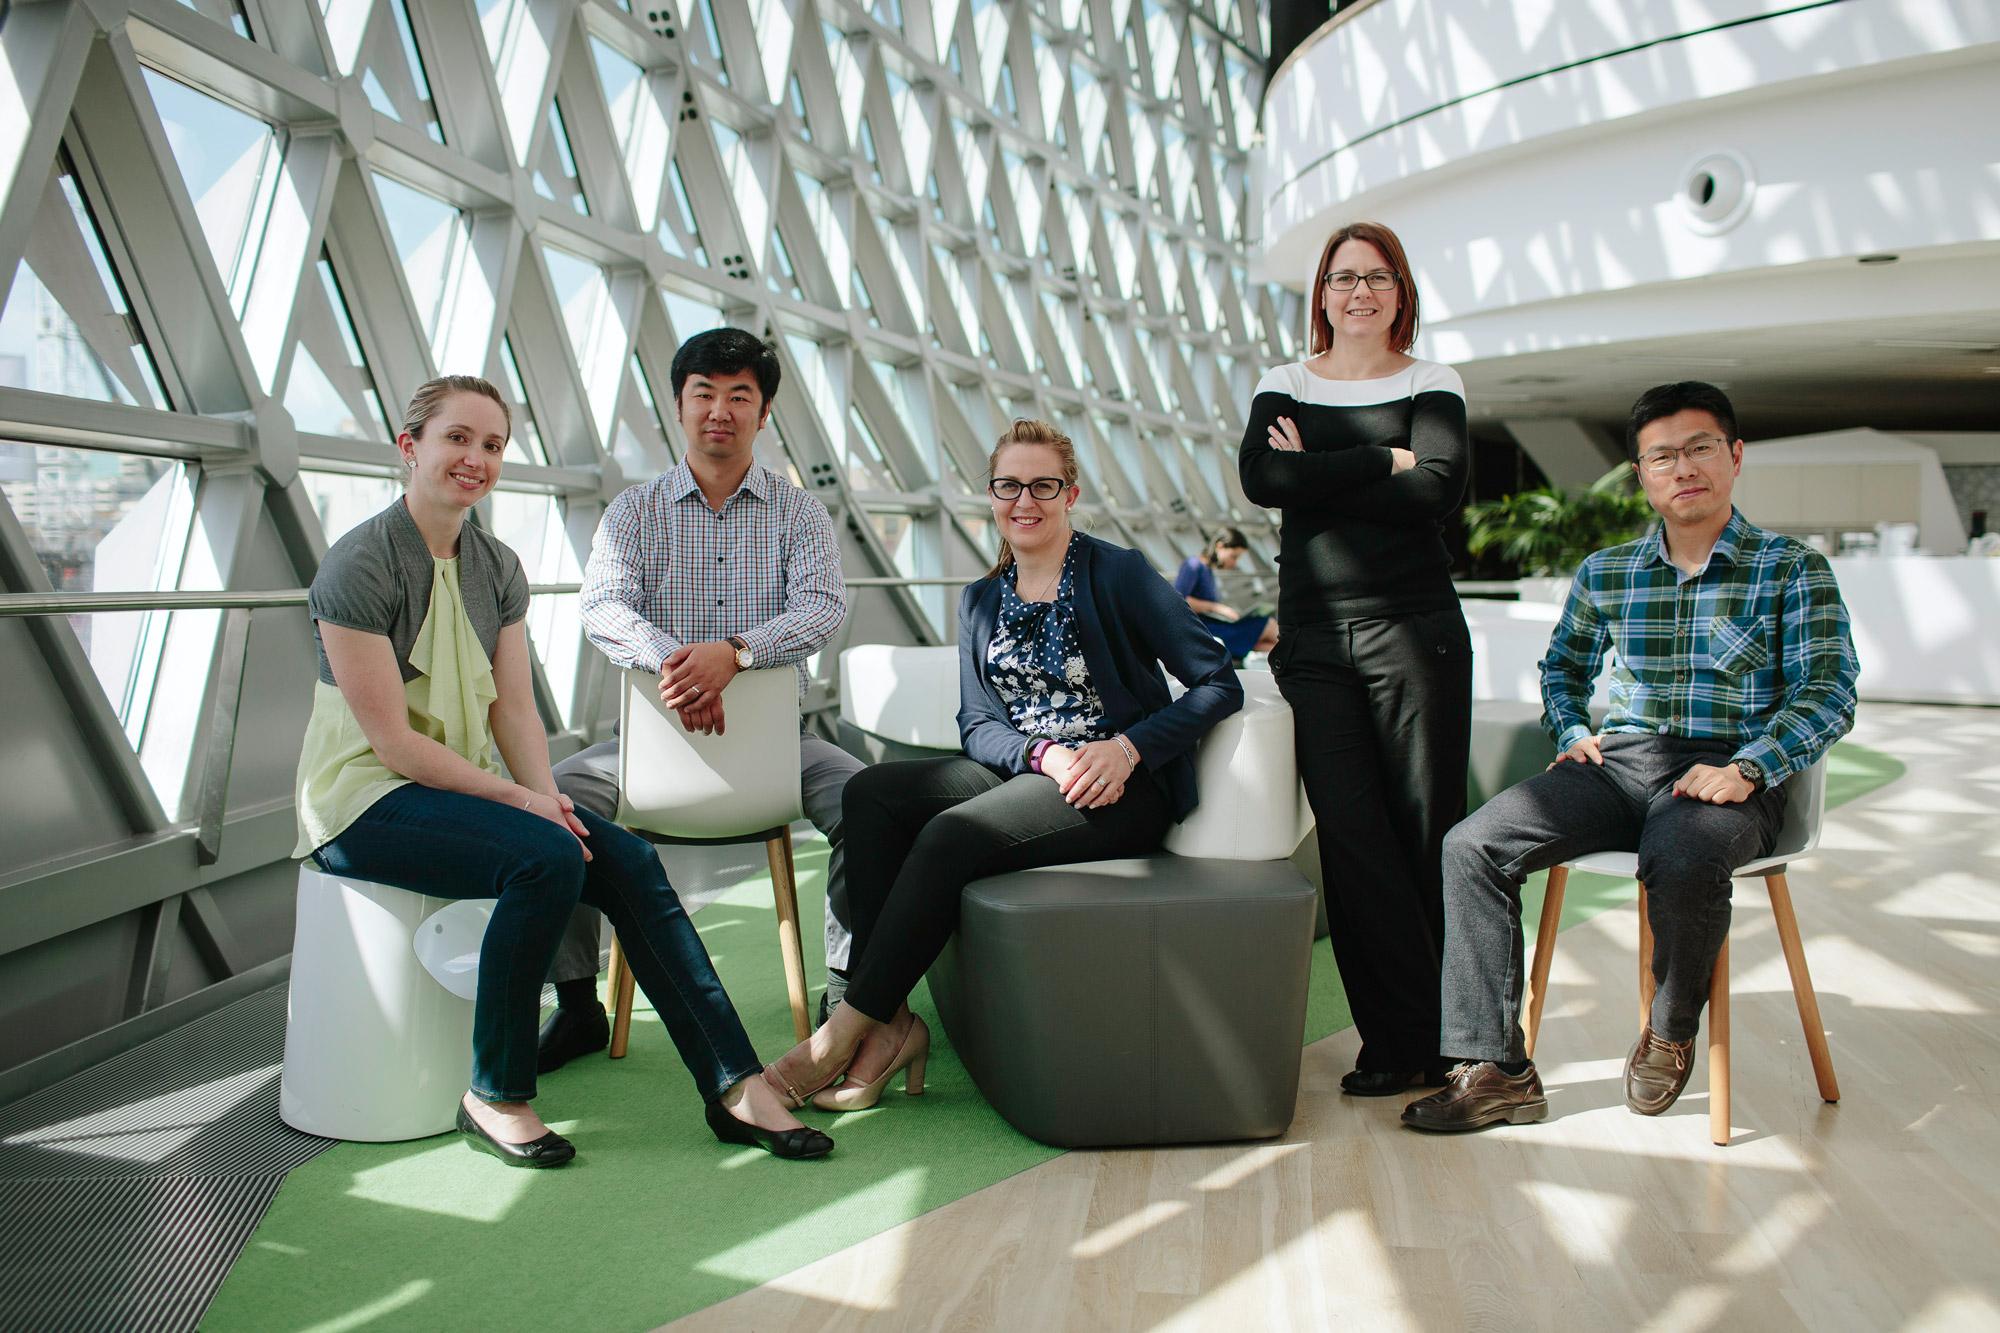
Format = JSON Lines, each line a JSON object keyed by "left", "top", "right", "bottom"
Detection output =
{"left": 1405, "top": 733, "right": 1785, "bottom": 1132}
{"left": 535, "top": 734, "right": 863, "bottom": 1071}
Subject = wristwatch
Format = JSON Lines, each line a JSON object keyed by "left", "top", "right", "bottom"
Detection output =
{"left": 1734, "top": 757, "right": 1766, "bottom": 792}
{"left": 726, "top": 635, "right": 753, "bottom": 670}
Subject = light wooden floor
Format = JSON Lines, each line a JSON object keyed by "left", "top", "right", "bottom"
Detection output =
{"left": 671, "top": 705, "right": 2000, "bottom": 1332}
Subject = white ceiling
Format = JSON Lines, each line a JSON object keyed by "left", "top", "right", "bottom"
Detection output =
{"left": 1452, "top": 309, "right": 2000, "bottom": 442}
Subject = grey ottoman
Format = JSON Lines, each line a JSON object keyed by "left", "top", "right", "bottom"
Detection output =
{"left": 927, "top": 855, "right": 1318, "bottom": 1148}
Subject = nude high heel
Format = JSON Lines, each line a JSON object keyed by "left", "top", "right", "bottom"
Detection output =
{"left": 810, "top": 1015, "right": 930, "bottom": 1112}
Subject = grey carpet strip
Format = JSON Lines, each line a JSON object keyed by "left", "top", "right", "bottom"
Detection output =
{"left": 0, "top": 983, "right": 331, "bottom": 1331}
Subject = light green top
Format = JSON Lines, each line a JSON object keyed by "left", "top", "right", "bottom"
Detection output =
{"left": 294, "top": 557, "right": 501, "bottom": 856}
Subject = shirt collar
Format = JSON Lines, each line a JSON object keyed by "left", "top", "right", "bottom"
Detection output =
{"left": 664, "top": 458, "right": 772, "bottom": 504}
{"left": 1643, "top": 506, "right": 1750, "bottom": 573}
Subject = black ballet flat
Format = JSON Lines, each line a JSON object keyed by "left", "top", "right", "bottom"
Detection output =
{"left": 456, "top": 1103, "right": 577, "bottom": 1168}
{"left": 704, "top": 1099, "right": 834, "bottom": 1160}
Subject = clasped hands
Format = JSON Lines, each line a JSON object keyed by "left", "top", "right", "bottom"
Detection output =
{"left": 1552, "top": 735, "right": 1755, "bottom": 804}
{"left": 518, "top": 787, "right": 592, "bottom": 860}
{"left": 1040, "top": 738, "right": 1140, "bottom": 809}
{"left": 1267, "top": 416, "right": 1416, "bottom": 473}
{"left": 659, "top": 640, "right": 741, "bottom": 735}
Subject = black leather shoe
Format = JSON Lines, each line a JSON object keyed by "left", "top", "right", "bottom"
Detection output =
{"left": 1341, "top": 1067, "right": 1448, "bottom": 1097}
{"left": 537, "top": 1005, "right": 609, "bottom": 1074}
{"left": 456, "top": 1103, "right": 576, "bottom": 1168}
{"left": 704, "top": 1099, "right": 834, "bottom": 1160}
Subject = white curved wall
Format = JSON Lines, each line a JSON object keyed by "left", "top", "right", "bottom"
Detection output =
{"left": 1256, "top": 0, "right": 2000, "bottom": 358}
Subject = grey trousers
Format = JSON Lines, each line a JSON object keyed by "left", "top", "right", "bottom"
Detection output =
{"left": 546, "top": 732, "right": 864, "bottom": 984}
{"left": 1439, "top": 732, "right": 1786, "bottom": 1062}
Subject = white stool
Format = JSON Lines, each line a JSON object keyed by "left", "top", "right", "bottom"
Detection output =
{"left": 280, "top": 865, "right": 489, "bottom": 1141}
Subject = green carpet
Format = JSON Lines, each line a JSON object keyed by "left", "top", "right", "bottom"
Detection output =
{"left": 209, "top": 741, "right": 1903, "bottom": 1331}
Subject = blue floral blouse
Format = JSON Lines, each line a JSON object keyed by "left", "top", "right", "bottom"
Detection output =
{"left": 987, "top": 541, "right": 1110, "bottom": 743}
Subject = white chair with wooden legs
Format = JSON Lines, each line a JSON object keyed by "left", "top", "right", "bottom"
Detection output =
{"left": 606, "top": 666, "right": 813, "bottom": 1052}
{"left": 1522, "top": 756, "right": 1839, "bottom": 1146}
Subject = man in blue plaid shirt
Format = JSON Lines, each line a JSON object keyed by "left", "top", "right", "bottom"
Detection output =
{"left": 537, "top": 329, "right": 864, "bottom": 1071}
{"left": 1405, "top": 381, "right": 1859, "bottom": 1133}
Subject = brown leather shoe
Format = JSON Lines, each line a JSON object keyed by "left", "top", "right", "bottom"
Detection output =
{"left": 1624, "top": 1026, "right": 1696, "bottom": 1116}
{"left": 1400, "top": 1061, "right": 1549, "bottom": 1133}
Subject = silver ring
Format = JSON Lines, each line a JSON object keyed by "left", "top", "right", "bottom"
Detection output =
{"left": 690, "top": 683, "right": 702, "bottom": 696}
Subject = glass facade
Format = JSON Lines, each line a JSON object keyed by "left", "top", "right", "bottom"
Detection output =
{"left": 0, "top": 0, "right": 1299, "bottom": 763}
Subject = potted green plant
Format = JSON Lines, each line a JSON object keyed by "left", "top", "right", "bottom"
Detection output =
{"left": 1464, "top": 464, "right": 1654, "bottom": 598}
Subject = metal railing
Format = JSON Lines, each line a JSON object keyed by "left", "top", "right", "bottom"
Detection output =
{"left": 1, "top": 566, "right": 1502, "bottom": 864}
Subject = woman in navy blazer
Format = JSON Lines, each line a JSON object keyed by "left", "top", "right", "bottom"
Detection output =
{"left": 761, "top": 419, "right": 1242, "bottom": 1114}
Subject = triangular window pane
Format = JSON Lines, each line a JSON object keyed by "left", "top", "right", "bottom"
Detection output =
{"left": 845, "top": 404, "right": 903, "bottom": 492}
{"left": 486, "top": 488, "right": 584, "bottom": 724}
{"left": 0, "top": 442, "right": 192, "bottom": 754}
{"left": 656, "top": 159, "right": 708, "bottom": 266}
{"left": 758, "top": 416, "right": 805, "bottom": 489}
{"left": 373, "top": 173, "right": 465, "bottom": 340}
{"left": 532, "top": 97, "right": 590, "bottom": 216}
{"left": 611, "top": 354, "right": 675, "bottom": 480}
{"left": 659, "top": 286, "right": 725, "bottom": 343}
{"left": 496, "top": 334, "right": 549, "bottom": 465}
{"left": 691, "top": 0, "right": 731, "bottom": 81}
{"left": 174, "top": 0, "right": 252, "bottom": 37}
{"left": 767, "top": 228, "right": 803, "bottom": 299}
{"left": 540, "top": 244, "right": 621, "bottom": 439}
{"left": 140, "top": 69, "right": 283, "bottom": 308}
{"left": 321, "top": 0, "right": 446, "bottom": 142}
{"left": 787, "top": 73, "right": 813, "bottom": 142}
{"left": 1, "top": 156, "right": 170, "bottom": 408}
{"left": 285, "top": 253, "right": 393, "bottom": 441}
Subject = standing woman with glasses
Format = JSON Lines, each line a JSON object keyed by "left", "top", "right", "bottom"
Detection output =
{"left": 759, "top": 420, "right": 1242, "bottom": 1113}
{"left": 1238, "top": 221, "right": 1472, "bottom": 1098}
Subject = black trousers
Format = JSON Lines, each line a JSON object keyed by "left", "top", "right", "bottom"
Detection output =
{"left": 842, "top": 755, "right": 1174, "bottom": 1022}
{"left": 1270, "top": 606, "right": 1473, "bottom": 1071}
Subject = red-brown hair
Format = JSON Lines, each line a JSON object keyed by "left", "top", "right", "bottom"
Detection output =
{"left": 1306, "top": 221, "right": 1420, "bottom": 356}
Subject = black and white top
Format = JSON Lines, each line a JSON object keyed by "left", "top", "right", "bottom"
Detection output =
{"left": 1237, "top": 358, "right": 1469, "bottom": 624}
{"left": 986, "top": 541, "right": 1111, "bottom": 743}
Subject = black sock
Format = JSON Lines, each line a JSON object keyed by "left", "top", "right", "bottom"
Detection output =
{"left": 1496, "top": 1059, "right": 1531, "bottom": 1075}
{"left": 555, "top": 979, "right": 598, "bottom": 1013}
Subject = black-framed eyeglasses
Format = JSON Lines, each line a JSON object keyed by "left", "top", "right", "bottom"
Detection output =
{"left": 988, "top": 476, "right": 1067, "bottom": 501}
{"left": 1638, "top": 436, "right": 1728, "bottom": 473}
{"left": 1324, "top": 270, "right": 1398, "bottom": 291}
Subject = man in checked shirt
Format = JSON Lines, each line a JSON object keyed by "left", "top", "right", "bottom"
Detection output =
{"left": 536, "top": 328, "right": 865, "bottom": 1072}
{"left": 1403, "top": 381, "right": 1860, "bottom": 1133}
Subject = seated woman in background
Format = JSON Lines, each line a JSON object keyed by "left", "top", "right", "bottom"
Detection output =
{"left": 758, "top": 419, "right": 1243, "bottom": 1113}
{"left": 1174, "top": 528, "right": 1279, "bottom": 659}
{"left": 294, "top": 374, "right": 831, "bottom": 1168}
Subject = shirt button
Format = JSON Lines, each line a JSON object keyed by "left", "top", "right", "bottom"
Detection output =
{"left": 1658, "top": 724, "right": 1670, "bottom": 734}
{"left": 715, "top": 598, "right": 724, "bottom": 605}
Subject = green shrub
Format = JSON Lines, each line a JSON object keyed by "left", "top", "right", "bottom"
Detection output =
{"left": 1464, "top": 464, "right": 1654, "bottom": 577}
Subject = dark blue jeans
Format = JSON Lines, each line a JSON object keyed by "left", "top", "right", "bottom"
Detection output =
{"left": 312, "top": 783, "right": 762, "bottom": 1104}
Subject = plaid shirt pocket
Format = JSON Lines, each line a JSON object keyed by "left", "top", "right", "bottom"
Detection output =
{"left": 1708, "top": 614, "right": 1773, "bottom": 676}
